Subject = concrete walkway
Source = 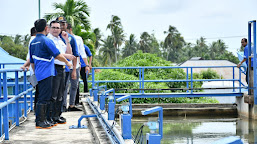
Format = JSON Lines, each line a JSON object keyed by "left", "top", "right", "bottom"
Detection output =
{"left": 3, "top": 110, "right": 95, "bottom": 144}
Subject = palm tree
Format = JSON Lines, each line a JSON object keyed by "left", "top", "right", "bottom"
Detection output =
{"left": 93, "top": 28, "right": 102, "bottom": 50}
{"left": 122, "top": 34, "right": 138, "bottom": 58}
{"left": 139, "top": 32, "right": 152, "bottom": 53}
{"left": 106, "top": 15, "right": 125, "bottom": 63}
{"left": 99, "top": 36, "right": 115, "bottom": 66}
{"left": 14, "top": 34, "right": 22, "bottom": 45}
{"left": 163, "top": 25, "right": 185, "bottom": 61}
{"left": 216, "top": 39, "right": 227, "bottom": 54}
{"left": 44, "top": 0, "right": 90, "bottom": 30}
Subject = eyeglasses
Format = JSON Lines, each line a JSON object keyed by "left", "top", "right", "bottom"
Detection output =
{"left": 51, "top": 27, "right": 60, "bottom": 29}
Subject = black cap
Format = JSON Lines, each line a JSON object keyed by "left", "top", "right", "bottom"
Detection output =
{"left": 56, "top": 16, "right": 67, "bottom": 22}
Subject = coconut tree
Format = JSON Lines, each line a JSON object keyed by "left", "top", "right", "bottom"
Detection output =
{"left": 107, "top": 15, "right": 125, "bottom": 62}
{"left": 139, "top": 32, "right": 152, "bottom": 53}
{"left": 93, "top": 28, "right": 103, "bottom": 50}
{"left": 99, "top": 36, "right": 115, "bottom": 66}
{"left": 163, "top": 25, "right": 185, "bottom": 62}
{"left": 44, "top": 0, "right": 90, "bottom": 30}
{"left": 122, "top": 34, "right": 138, "bottom": 58}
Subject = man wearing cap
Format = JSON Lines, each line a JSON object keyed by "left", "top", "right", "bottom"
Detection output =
{"left": 56, "top": 16, "right": 80, "bottom": 113}
{"left": 66, "top": 23, "right": 90, "bottom": 111}
{"left": 47, "top": 20, "right": 75, "bottom": 125}
{"left": 30, "top": 19, "right": 72, "bottom": 129}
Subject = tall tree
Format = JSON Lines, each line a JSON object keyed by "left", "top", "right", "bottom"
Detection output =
{"left": 99, "top": 36, "right": 115, "bottom": 66}
{"left": 163, "top": 25, "right": 185, "bottom": 62}
{"left": 139, "top": 32, "right": 152, "bottom": 53}
{"left": 122, "top": 34, "right": 138, "bottom": 58}
{"left": 107, "top": 15, "right": 125, "bottom": 63}
{"left": 93, "top": 28, "right": 102, "bottom": 50}
{"left": 14, "top": 34, "right": 22, "bottom": 45}
{"left": 44, "top": 0, "right": 90, "bottom": 30}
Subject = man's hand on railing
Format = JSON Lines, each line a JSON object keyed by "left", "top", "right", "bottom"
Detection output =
{"left": 20, "top": 65, "right": 29, "bottom": 71}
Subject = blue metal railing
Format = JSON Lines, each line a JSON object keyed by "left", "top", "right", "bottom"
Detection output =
{"left": 89, "top": 65, "right": 245, "bottom": 94}
{"left": 0, "top": 69, "right": 34, "bottom": 140}
{"left": 0, "top": 63, "right": 24, "bottom": 69}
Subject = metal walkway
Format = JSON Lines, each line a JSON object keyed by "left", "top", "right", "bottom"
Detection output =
{"left": 3, "top": 110, "right": 95, "bottom": 144}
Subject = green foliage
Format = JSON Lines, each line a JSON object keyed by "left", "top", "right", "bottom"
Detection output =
{"left": 90, "top": 52, "right": 219, "bottom": 103}
{"left": 0, "top": 35, "right": 28, "bottom": 60}
{"left": 200, "top": 68, "right": 221, "bottom": 79}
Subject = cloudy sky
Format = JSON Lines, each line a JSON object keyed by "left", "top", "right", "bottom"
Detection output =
{"left": 0, "top": 0, "right": 257, "bottom": 55}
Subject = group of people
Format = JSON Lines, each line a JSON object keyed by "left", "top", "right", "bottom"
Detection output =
{"left": 21, "top": 16, "right": 92, "bottom": 129}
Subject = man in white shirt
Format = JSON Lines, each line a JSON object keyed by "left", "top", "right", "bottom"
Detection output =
{"left": 47, "top": 20, "right": 75, "bottom": 124}
{"left": 65, "top": 23, "right": 90, "bottom": 111}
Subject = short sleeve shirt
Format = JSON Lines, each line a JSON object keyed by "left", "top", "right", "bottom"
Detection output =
{"left": 60, "top": 32, "right": 79, "bottom": 71}
{"left": 47, "top": 33, "right": 66, "bottom": 65}
{"left": 26, "top": 36, "right": 36, "bottom": 75}
{"left": 80, "top": 45, "right": 92, "bottom": 67}
{"left": 29, "top": 34, "right": 60, "bottom": 81}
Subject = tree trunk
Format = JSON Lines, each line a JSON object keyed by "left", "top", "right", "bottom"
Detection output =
{"left": 114, "top": 44, "right": 118, "bottom": 63}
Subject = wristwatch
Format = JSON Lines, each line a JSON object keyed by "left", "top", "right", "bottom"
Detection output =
{"left": 86, "top": 65, "right": 90, "bottom": 67}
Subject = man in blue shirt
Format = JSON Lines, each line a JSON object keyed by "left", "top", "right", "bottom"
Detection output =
{"left": 237, "top": 38, "right": 252, "bottom": 84}
{"left": 75, "top": 45, "right": 92, "bottom": 105}
{"left": 30, "top": 19, "right": 72, "bottom": 129}
{"left": 56, "top": 16, "right": 80, "bottom": 113}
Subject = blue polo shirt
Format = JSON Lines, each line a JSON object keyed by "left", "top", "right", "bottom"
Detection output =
{"left": 80, "top": 45, "right": 92, "bottom": 67}
{"left": 29, "top": 34, "right": 60, "bottom": 82}
{"left": 244, "top": 45, "right": 254, "bottom": 67}
{"left": 59, "top": 32, "right": 79, "bottom": 72}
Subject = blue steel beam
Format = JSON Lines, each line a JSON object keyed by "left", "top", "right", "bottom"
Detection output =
{"left": 91, "top": 79, "right": 241, "bottom": 83}
{"left": 92, "top": 65, "right": 238, "bottom": 69}
{"left": 114, "top": 92, "right": 243, "bottom": 98}
{"left": 253, "top": 20, "right": 257, "bottom": 105}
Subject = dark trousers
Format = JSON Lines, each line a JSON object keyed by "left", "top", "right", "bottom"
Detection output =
{"left": 51, "top": 65, "right": 65, "bottom": 102}
{"left": 37, "top": 76, "right": 53, "bottom": 104}
{"left": 80, "top": 67, "right": 88, "bottom": 92}
{"left": 246, "top": 67, "right": 253, "bottom": 84}
{"left": 34, "top": 85, "right": 39, "bottom": 110}
{"left": 246, "top": 68, "right": 249, "bottom": 84}
{"left": 75, "top": 67, "right": 88, "bottom": 105}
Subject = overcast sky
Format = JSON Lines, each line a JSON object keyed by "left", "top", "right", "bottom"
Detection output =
{"left": 0, "top": 0, "right": 257, "bottom": 55}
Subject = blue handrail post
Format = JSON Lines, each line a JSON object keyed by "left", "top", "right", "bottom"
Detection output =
{"left": 91, "top": 68, "right": 98, "bottom": 101}
{"left": 248, "top": 21, "right": 252, "bottom": 94}
{"left": 0, "top": 64, "right": 2, "bottom": 97}
{"left": 142, "top": 68, "right": 144, "bottom": 94}
{"left": 15, "top": 72, "right": 19, "bottom": 126}
{"left": 92, "top": 68, "right": 95, "bottom": 90}
{"left": 239, "top": 68, "right": 242, "bottom": 93}
{"left": 186, "top": 68, "right": 189, "bottom": 93}
{"left": 3, "top": 72, "right": 9, "bottom": 140}
{"left": 139, "top": 68, "right": 141, "bottom": 93}
{"left": 30, "top": 87, "right": 33, "bottom": 111}
{"left": 233, "top": 67, "right": 235, "bottom": 92}
{"left": 191, "top": 68, "right": 193, "bottom": 94}
{"left": 253, "top": 20, "right": 257, "bottom": 105}
{"left": 23, "top": 71, "right": 27, "bottom": 117}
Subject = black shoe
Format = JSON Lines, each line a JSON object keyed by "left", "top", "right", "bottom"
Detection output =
{"left": 60, "top": 116, "right": 66, "bottom": 121}
{"left": 54, "top": 118, "right": 66, "bottom": 124}
{"left": 47, "top": 118, "right": 58, "bottom": 126}
{"left": 67, "top": 106, "right": 82, "bottom": 111}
